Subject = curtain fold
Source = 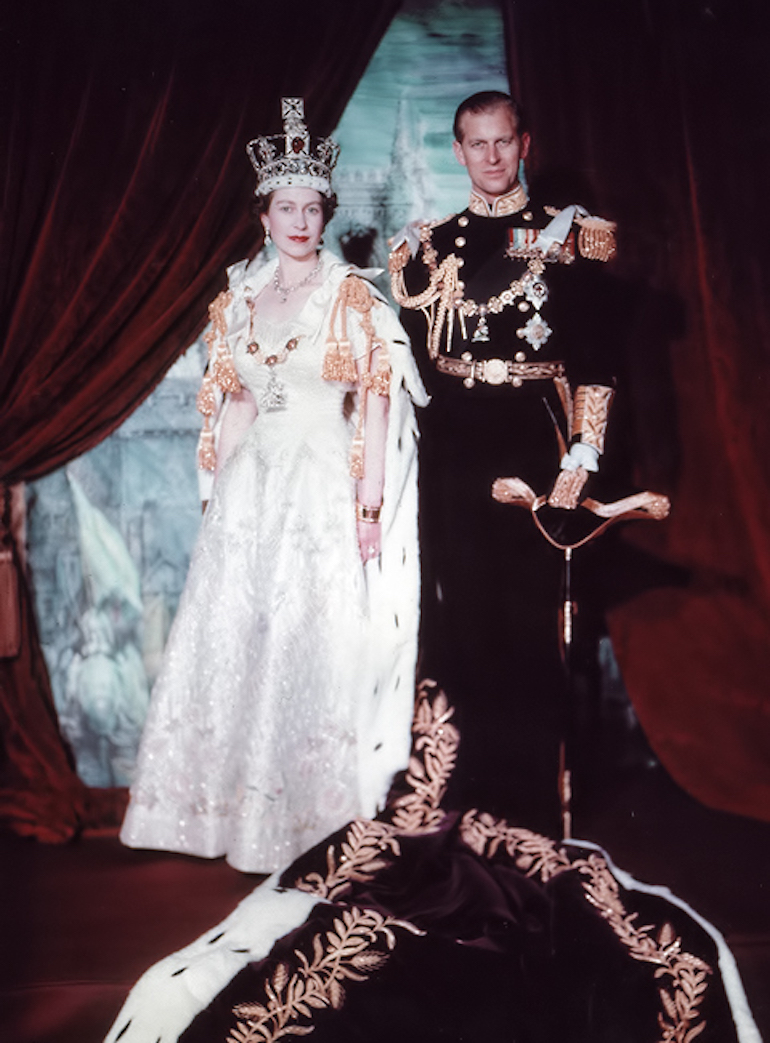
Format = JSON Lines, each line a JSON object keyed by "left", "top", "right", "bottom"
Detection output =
{"left": 0, "top": 0, "right": 400, "bottom": 839}
{"left": 503, "top": 0, "right": 770, "bottom": 820}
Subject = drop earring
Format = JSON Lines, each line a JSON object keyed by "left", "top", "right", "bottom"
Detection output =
{"left": 264, "top": 226, "right": 272, "bottom": 245}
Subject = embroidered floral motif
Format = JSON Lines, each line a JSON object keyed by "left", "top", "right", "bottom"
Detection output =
{"left": 227, "top": 907, "right": 423, "bottom": 1043}
{"left": 459, "top": 811, "right": 713, "bottom": 1043}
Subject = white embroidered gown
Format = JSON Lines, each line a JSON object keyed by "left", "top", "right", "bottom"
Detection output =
{"left": 121, "top": 251, "right": 426, "bottom": 872}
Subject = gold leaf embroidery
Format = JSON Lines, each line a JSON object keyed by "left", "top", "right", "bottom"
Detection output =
{"left": 460, "top": 811, "right": 713, "bottom": 1043}
{"left": 295, "top": 819, "right": 401, "bottom": 901}
{"left": 227, "top": 907, "right": 423, "bottom": 1043}
{"left": 296, "top": 682, "right": 457, "bottom": 901}
{"left": 389, "top": 680, "right": 459, "bottom": 833}
{"left": 459, "top": 812, "right": 572, "bottom": 881}
{"left": 576, "top": 854, "right": 712, "bottom": 1043}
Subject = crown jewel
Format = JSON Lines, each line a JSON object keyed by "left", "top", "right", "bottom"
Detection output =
{"left": 246, "top": 98, "right": 340, "bottom": 198}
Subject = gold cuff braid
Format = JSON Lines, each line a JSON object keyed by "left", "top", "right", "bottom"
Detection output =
{"left": 572, "top": 384, "right": 614, "bottom": 453}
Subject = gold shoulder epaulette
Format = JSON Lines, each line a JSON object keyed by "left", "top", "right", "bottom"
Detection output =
{"left": 574, "top": 213, "right": 617, "bottom": 262}
{"left": 543, "top": 206, "right": 617, "bottom": 262}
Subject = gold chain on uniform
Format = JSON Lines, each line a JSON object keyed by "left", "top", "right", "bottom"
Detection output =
{"left": 389, "top": 223, "right": 546, "bottom": 358}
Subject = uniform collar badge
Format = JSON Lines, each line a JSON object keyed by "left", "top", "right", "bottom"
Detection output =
{"left": 468, "top": 183, "right": 528, "bottom": 218}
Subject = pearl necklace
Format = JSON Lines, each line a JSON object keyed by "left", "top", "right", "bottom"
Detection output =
{"left": 273, "top": 257, "right": 322, "bottom": 303}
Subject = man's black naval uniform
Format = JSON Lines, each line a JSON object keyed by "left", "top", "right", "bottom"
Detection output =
{"left": 391, "top": 184, "right": 627, "bottom": 833}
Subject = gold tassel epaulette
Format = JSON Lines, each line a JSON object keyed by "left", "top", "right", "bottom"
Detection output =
{"left": 575, "top": 214, "right": 617, "bottom": 262}
{"left": 323, "top": 276, "right": 366, "bottom": 384}
{"left": 203, "top": 290, "right": 241, "bottom": 393}
{"left": 322, "top": 337, "right": 357, "bottom": 383}
{"left": 196, "top": 288, "right": 239, "bottom": 472}
{"left": 196, "top": 373, "right": 217, "bottom": 417}
{"left": 209, "top": 351, "right": 241, "bottom": 393}
{"left": 361, "top": 353, "right": 391, "bottom": 396}
{"left": 324, "top": 275, "right": 392, "bottom": 479}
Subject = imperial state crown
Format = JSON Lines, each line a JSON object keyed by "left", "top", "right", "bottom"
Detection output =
{"left": 246, "top": 97, "right": 339, "bottom": 198}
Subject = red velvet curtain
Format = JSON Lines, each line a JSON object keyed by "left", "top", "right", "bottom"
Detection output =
{"left": 504, "top": 0, "right": 770, "bottom": 820}
{"left": 0, "top": 0, "right": 400, "bottom": 840}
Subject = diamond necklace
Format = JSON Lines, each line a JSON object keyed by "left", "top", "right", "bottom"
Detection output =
{"left": 273, "top": 257, "right": 322, "bottom": 303}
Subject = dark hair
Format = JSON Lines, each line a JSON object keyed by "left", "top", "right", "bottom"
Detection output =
{"left": 453, "top": 91, "right": 528, "bottom": 142}
{"left": 252, "top": 190, "right": 338, "bottom": 228}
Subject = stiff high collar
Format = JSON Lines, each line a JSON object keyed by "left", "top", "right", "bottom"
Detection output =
{"left": 468, "top": 183, "right": 528, "bottom": 218}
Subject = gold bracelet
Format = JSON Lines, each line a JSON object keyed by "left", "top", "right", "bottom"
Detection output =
{"left": 356, "top": 502, "right": 382, "bottom": 523}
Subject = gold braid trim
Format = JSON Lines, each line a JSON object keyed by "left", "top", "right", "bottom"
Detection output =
{"left": 573, "top": 384, "right": 614, "bottom": 453}
{"left": 228, "top": 907, "right": 424, "bottom": 1043}
{"left": 196, "top": 425, "right": 217, "bottom": 472}
{"left": 426, "top": 255, "right": 462, "bottom": 359}
{"left": 196, "top": 289, "right": 240, "bottom": 471}
{"left": 460, "top": 812, "right": 713, "bottom": 1043}
{"left": 323, "top": 275, "right": 391, "bottom": 479}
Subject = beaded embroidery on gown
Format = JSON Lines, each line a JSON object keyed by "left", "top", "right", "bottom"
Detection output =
{"left": 121, "top": 252, "right": 425, "bottom": 872}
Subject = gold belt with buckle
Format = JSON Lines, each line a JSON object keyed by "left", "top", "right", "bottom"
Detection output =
{"left": 435, "top": 354, "right": 565, "bottom": 389}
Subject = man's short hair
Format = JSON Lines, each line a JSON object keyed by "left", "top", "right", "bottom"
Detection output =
{"left": 453, "top": 91, "right": 528, "bottom": 142}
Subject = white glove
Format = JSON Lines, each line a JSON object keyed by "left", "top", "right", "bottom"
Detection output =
{"left": 560, "top": 442, "right": 600, "bottom": 473}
